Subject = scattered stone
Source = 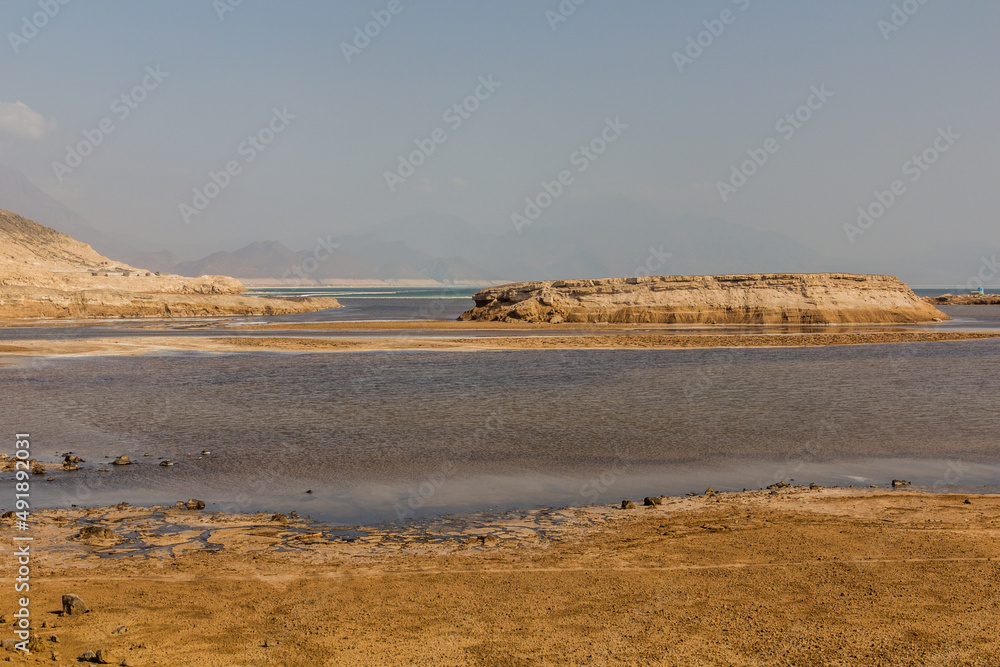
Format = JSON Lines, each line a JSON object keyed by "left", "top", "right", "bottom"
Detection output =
{"left": 201, "top": 450, "right": 211, "bottom": 455}
{"left": 111, "top": 626, "right": 126, "bottom": 635}
{"left": 0, "top": 638, "right": 15, "bottom": 651}
{"left": 78, "top": 650, "right": 96, "bottom": 662}
{"left": 621, "top": 500, "right": 636, "bottom": 510}
{"left": 31, "top": 462, "right": 46, "bottom": 475}
{"left": 1, "top": 511, "right": 14, "bottom": 519}
{"left": 46, "top": 476, "right": 54, "bottom": 481}
{"left": 26, "top": 634, "right": 44, "bottom": 653}
{"left": 76, "top": 525, "right": 116, "bottom": 541}
{"left": 97, "top": 468, "right": 110, "bottom": 472}
{"left": 271, "top": 513, "right": 288, "bottom": 523}
{"left": 143, "top": 453, "right": 151, "bottom": 457}
{"left": 50, "top": 635, "right": 58, "bottom": 643}
{"left": 891, "top": 479, "right": 911, "bottom": 488}
{"left": 705, "top": 487, "right": 716, "bottom": 496}
{"left": 305, "top": 489, "right": 313, "bottom": 494}
{"left": 63, "top": 454, "right": 83, "bottom": 464}
{"left": 263, "top": 638, "right": 278, "bottom": 647}
{"left": 963, "top": 498, "right": 972, "bottom": 505}
{"left": 478, "top": 535, "right": 498, "bottom": 546}
{"left": 809, "top": 483, "right": 820, "bottom": 490}
{"left": 111, "top": 455, "right": 130, "bottom": 466}
{"left": 159, "top": 461, "right": 174, "bottom": 467}
{"left": 185, "top": 499, "right": 206, "bottom": 510}
{"left": 115, "top": 502, "right": 130, "bottom": 510}
{"left": 766, "top": 481, "right": 791, "bottom": 490}
{"left": 95, "top": 648, "right": 114, "bottom": 664}
{"left": 643, "top": 496, "right": 663, "bottom": 506}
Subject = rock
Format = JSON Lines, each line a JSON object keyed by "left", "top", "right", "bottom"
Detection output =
{"left": 50, "top": 635, "right": 58, "bottom": 643}
{"left": 809, "top": 483, "right": 820, "bottom": 489}
{"left": 767, "top": 481, "right": 791, "bottom": 490}
{"left": 111, "top": 455, "right": 130, "bottom": 466}
{"left": 62, "top": 594, "right": 88, "bottom": 616}
{"left": 0, "top": 638, "right": 15, "bottom": 651}
{"left": 159, "top": 460, "right": 174, "bottom": 467}
{"left": 271, "top": 513, "right": 288, "bottom": 523}
{"left": 26, "top": 634, "right": 44, "bottom": 653}
{"left": 95, "top": 648, "right": 114, "bottom": 664}
{"left": 963, "top": 498, "right": 972, "bottom": 504}
{"left": 201, "top": 450, "right": 211, "bottom": 455}
{"left": 31, "top": 462, "right": 46, "bottom": 475}
{"left": 111, "top": 626, "right": 126, "bottom": 635}
{"left": 621, "top": 500, "right": 636, "bottom": 510}
{"left": 263, "top": 638, "right": 278, "bottom": 647}
{"left": 78, "top": 650, "right": 96, "bottom": 662}
{"left": 478, "top": 535, "right": 498, "bottom": 546}
{"left": 185, "top": 499, "right": 206, "bottom": 510}
{"left": 891, "top": 479, "right": 911, "bottom": 488}
{"left": 705, "top": 487, "right": 716, "bottom": 496}
{"left": 643, "top": 496, "right": 663, "bottom": 506}
{"left": 458, "top": 274, "right": 947, "bottom": 325}
{"left": 76, "top": 525, "right": 118, "bottom": 541}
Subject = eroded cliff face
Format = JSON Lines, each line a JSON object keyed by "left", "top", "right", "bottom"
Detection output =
{"left": 459, "top": 274, "right": 947, "bottom": 325}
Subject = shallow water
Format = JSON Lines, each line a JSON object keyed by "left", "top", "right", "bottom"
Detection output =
{"left": 3, "top": 338, "right": 999, "bottom": 524}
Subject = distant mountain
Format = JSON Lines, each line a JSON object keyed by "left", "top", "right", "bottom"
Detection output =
{"left": 173, "top": 240, "right": 379, "bottom": 281}
{"left": 0, "top": 165, "right": 176, "bottom": 270}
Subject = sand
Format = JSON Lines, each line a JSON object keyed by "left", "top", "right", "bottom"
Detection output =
{"left": 0, "top": 330, "right": 998, "bottom": 359}
{"left": 1, "top": 488, "right": 997, "bottom": 665}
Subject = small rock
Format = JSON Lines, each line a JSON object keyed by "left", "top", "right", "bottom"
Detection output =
{"left": 142, "top": 453, "right": 150, "bottom": 457}
{"left": 263, "top": 638, "right": 278, "bottom": 647}
{"left": 62, "top": 594, "right": 88, "bottom": 616}
{"left": 643, "top": 496, "right": 663, "bottom": 506}
{"left": 31, "top": 462, "right": 46, "bottom": 475}
{"left": 621, "top": 500, "right": 636, "bottom": 510}
{"left": 766, "top": 481, "right": 791, "bottom": 490}
{"left": 809, "top": 483, "right": 820, "bottom": 490}
{"left": 159, "top": 461, "right": 173, "bottom": 467}
{"left": 111, "top": 455, "right": 130, "bottom": 466}
{"left": 891, "top": 479, "right": 911, "bottom": 488}
{"left": 271, "top": 513, "right": 288, "bottom": 523}
{"left": 705, "top": 487, "right": 716, "bottom": 496}
{"left": 305, "top": 489, "right": 313, "bottom": 494}
{"left": 185, "top": 499, "right": 206, "bottom": 510}
{"left": 478, "top": 535, "right": 498, "bottom": 546}
{"left": 201, "top": 450, "right": 211, "bottom": 456}
{"left": 95, "top": 648, "right": 114, "bottom": 664}
{"left": 49, "top": 635, "right": 58, "bottom": 643}
{"left": 77, "top": 650, "right": 96, "bottom": 661}
{"left": 46, "top": 477, "right": 54, "bottom": 481}
{"left": 111, "top": 626, "right": 126, "bottom": 635}
{"left": 963, "top": 498, "right": 972, "bottom": 505}
{"left": 97, "top": 468, "right": 110, "bottom": 472}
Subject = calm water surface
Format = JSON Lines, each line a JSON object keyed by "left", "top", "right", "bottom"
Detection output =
{"left": 2, "top": 338, "right": 999, "bottom": 523}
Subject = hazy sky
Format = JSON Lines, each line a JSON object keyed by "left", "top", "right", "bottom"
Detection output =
{"left": 1, "top": 1, "right": 997, "bottom": 260}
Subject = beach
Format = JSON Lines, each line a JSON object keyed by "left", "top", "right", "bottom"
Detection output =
{"left": 2, "top": 487, "right": 997, "bottom": 665}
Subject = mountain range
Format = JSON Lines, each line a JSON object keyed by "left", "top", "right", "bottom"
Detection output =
{"left": 1, "top": 165, "right": 995, "bottom": 287}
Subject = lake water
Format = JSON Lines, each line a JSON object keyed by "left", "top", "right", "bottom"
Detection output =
{"left": 3, "top": 336, "right": 999, "bottom": 524}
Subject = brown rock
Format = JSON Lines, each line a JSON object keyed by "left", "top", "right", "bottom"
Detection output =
{"left": 111, "top": 455, "right": 130, "bottom": 466}
{"left": 621, "top": 500, "right": 636, "bottom": 510}
{"left": 185, "top": 499, "right": 206, "bottom": 510}
{"left": 61, "top": 594, "right": 88, "bottom": 616}
{"left": 643, "top": 496, "right": 664, "bottom": 506}
{"left": 891, "top": 479, "right": 911, "bottom": 488}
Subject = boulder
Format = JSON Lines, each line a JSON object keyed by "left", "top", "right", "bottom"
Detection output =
{"left": 621, "top": 500, "right": 636, "bottom": 510}
{"left": 891, "top": 479, "right": 911, "bottom": 488}
{"left": 62, "top": 594, "right": 88, "bottom": 616}
{"left": 111, "top": 455, "right": 130, "bottom": 466}
{"left": 643, "top": 496, "right": 664, "bottom": 506}
{"left": 185, "top": 499, "right": 206, "bottom": 510}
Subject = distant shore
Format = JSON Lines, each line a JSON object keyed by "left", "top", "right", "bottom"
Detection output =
{"left": 3, "top": 487, "right": 996, "bottom": 664}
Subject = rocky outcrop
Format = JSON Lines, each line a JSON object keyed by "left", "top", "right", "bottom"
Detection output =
{"left": 926, "top": 293, "right": 1000, "bottom": 306}
{"left": 459, "top": 274, "right": 947, "bottom": 325}
{"left": 0, "top": 209, "right": 340, "bottom": 318}
{"left": 0, "top": 285, "right": 339, "bottom": 319}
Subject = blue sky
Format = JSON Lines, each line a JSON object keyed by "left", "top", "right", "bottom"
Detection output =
{"left": 1, "top": 0, "right": 997, "bottom": 260}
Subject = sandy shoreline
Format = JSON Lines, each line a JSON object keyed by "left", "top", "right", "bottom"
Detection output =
{"left": 2, "top": 487, "right": 997, "bottom": 665}
{"left": 0, "top": 330, "right": 998, "bottom": 359}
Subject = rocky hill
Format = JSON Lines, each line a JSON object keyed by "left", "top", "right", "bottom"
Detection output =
{"left": 0, "top": 209, "right": 338, "bottom": 319}
{"left": 459, "top": 274, "right": 947, "bottom": 325}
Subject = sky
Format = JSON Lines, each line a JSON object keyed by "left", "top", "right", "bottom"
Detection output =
{"left": 1, "top": 0, "right": 997, "bottom": 262}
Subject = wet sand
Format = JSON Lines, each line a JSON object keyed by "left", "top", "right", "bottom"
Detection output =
{"left": 2, "top": 488, "right": 997, "bottom": 665}
{"left": 0, "top": 330, "right": 998, "bottom": 359}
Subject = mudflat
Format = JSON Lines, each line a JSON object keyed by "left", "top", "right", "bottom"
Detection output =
{"left": 2, "top": 488, "right": 997, "bottom": 665}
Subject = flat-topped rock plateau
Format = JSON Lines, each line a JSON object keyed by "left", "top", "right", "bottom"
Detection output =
{"left": 0, "top": 209, "right": 339, "bottom": 319}
{"left": 459, "top": 273, "right": 947, "bottom": 325}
